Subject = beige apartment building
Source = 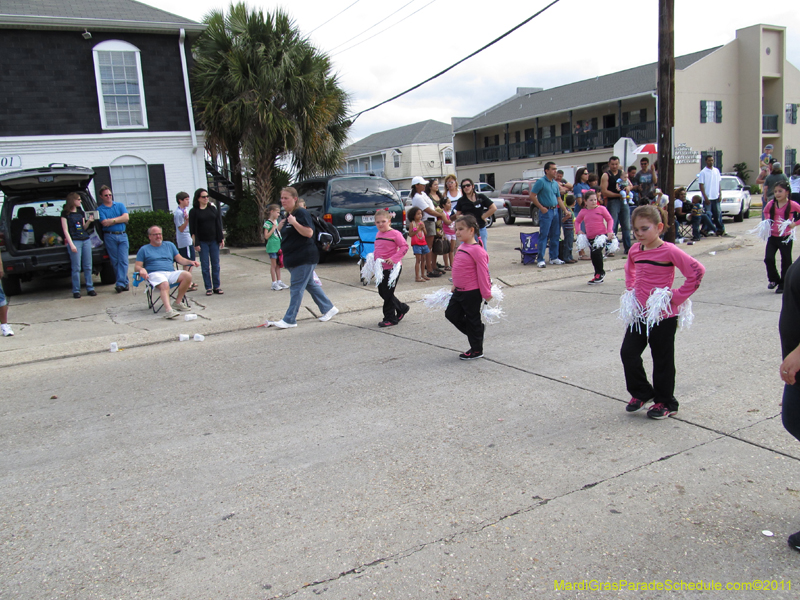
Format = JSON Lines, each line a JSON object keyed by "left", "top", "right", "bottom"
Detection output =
{"left": 342, "top": 120, "right": 454, "bottom": 191}
{"left": 453, "top": 24, "right": 800, "bottom": 189}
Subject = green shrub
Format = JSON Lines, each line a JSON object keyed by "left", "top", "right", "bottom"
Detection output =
{"left": 224, "top": 188, "right": 262, "bottom": 246}
{"left": 127, "top": 210, "right": 176, "bottom": 253}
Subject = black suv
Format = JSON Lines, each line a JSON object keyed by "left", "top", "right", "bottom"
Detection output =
{"left": 0, "top": 164, "right": 114, "bottom": 296}
{"left": 293, "top": 174, "right": 406, "bottom": 253}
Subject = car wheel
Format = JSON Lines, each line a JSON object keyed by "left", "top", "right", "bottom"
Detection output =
{"left": 99, "top": 261, "right": 116, "bottom": 285}
{"left": 1, "top": 274, "right": 22, "bottom": 296}
{"left": 504, "top": 213, "right": 516, "bottom": 225}
{"left": 530, "top": 206, "right": 540, "bottom": 228}
{"left": 743, "top": 199, "right": 750, "bottom": 219}
{"left": 733, "top": 200, "right": 744, "bottom": 223}
{"left": 485, "top": 215, "right": 494, "bottom": 228}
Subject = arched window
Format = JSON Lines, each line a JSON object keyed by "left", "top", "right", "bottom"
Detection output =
{"left": 443, "top": 148, "right": 454, "bottom": 165}
{"left": 110, "top": 156, "right": 152, "bottom": 210}
{"left": 92, "top": 40, "right": 148, "bottom": 130}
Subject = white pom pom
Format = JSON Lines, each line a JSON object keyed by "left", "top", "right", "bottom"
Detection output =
{"left": 482, "top": 304, "right": 505, "bottom": 325}
{"left": 490, "top": 284, "right": 504, "bottom": 303}
{"left": 360, "top": 253, "right": 377, "bottom": 284}
{"left": 607, "top": 236, "right": 620, "bottom": 253}
{"left": 748, "top": 219, "right": 772, "bottom": 242}
{"left": 372, "top": 257, "right": 384, "bottom": 288}
{"left": 783, "top": 228, "right": 797, "bottom": 245}
{"left": 593, "top": 234, "right": 608, "bottom": 249}
{"left": 576, "top": 233, "right": 590, "bottom": 252}
{"left": 778, "top": 218, "right": 792, "bottom": 237}
{"left": 616, "top": 289, "right": 643, "bottom": 330}
{"left": 644, "top": 287, "right": 672, "bottom": 333}
{"left": 678, "top": 299, "right": 694, "bottom": 330}
{"left": 421, "top": 287, "right": 452, "bottom": 311}
{"left": 387, "top": 262, "right": 402, "bottom": 288}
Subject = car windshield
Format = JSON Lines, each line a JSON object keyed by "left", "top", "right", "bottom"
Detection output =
{"left": 13, "top": 198, "right": 67, "bottom": 217}
{"left": 686, "top": 179, "right": 701, "bottom": 192}
{"left": 330, "top": 179, "right": 399, "bottom": 208}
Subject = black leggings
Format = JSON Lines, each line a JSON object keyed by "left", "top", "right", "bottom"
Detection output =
{"left": 765, "top": 235, "right": 793, "bottom": 286}
{"left": 620, "top": 317, "right": 678, "bottom": 409}
{"left": 783, "top": 383, "right": 800, "bottom": 442}
{"left": 377, "top": 267, "right": 408, "bottom": 322}
{"left": 445, "top": 289, "right": 484, "bottom": 353}
{"left": 589, "top": 237, "right": 605, "bottom": 276}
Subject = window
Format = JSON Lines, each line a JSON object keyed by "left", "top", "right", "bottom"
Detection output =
{"left": 443, "top": 148, "right": 453, "bottom": 165}
{"left": 700, "top": 100, "right": 722, "bottom": 123}
{"left": 92, "top": 40, "right": 148, "bottom": 130}
{"left": 110, "top": 162, "right": 151, "bottom": 210}
{"left": 700, "top": 150, "right": 723, "bottom": 171}
{"left": 622, "top": 109, "right": 647, "bottom": 125}
{"left": 787, "top": 103, "right": 798, "bottom": 124}
{"left": 392, "top": 150, "right": 401, "bottom": 168}
{"left": 786, "top": 149, "right": 797, "bottom": 172}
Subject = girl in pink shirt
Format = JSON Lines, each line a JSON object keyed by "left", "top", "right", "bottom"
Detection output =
{"left": 446, "top": 215, "right": 492, "bottom": 360}
{"left": 373, "top": 209, "right": 409, "bottom": 327}
{"left": 573, "top": 190, "right": 614, "bottom": 284}
{"left": 622, "top": 206, "right": 705, "bottom": 420}
{"left": 762, "top": 182, "right": 800, "bottom": 293}
{"left": 440, "top": 196, "right": 456, "bottom": 270}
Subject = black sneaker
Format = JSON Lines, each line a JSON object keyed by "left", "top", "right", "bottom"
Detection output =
{"left": 87, "top": 289, "right": 97, "bottom": 297}
{"left": 397, "top": 306, "right": 410, "bottom": 322}
{"left": 768, "top": 282, "right": 778, "bottom": 290}
{"left": 647, "top": 403, "right": 677, "bottom": 420}
{"left": 788, "top": 531, "right": 800, "bottom": 552}
{"left": 459, "top": 350, "right": 483, "bottom": 360}
{"left": 777, "top": 286, "right": 784, "bottom": 294}
{"left": 73, "top": 292, "right": 81, "bottom": 299}
{"left": 378, "top": 320, "right": 397, "bottom": 327}
{"left": 626, "top": 397, "right": 651, "bottom": 413}
{"left": 588, "top": 274, "right": 604, "bottom": 285}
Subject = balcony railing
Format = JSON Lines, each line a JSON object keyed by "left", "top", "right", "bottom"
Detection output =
{"left": 763, "top": 114, "right": 779, "bottom": 133}
{"left": 456, "top": 121, "right": 657, "bottom": 167}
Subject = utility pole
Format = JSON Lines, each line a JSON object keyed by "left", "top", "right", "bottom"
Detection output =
{"left": 657, "top": 0, "right": 675, "bottom": 242}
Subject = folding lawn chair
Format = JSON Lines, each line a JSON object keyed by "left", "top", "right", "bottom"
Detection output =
{"left": 517, "top": 231, "right": 539, "bottom": 265}
{"left": 132, "top": 272, "right": 190, "bottom": 314}
{"left": 348, "top": 225, "right": 378, "bottom": 285}
{"left": 676, "top": 214, "right": 693, "bottom": 240}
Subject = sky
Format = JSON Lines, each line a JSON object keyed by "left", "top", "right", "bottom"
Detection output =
{"left": 142, "top": 0, "right": 800, "bottom": 145}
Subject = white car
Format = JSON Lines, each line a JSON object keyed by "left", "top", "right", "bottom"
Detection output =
{"left": 685, "top": 174, "right": 751, "bottom": 222}
{"left": 474, "top": 182, "right": 499, "bottom": 198}
{"left": 484, "top": 199, "right": 508, "bottom": 228}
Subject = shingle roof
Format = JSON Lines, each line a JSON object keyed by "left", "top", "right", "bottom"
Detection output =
{"left": 454, "top": 47, "right": 720, "bottom": 133}
{"left": 0, "top": 0, "right": 204, "bottom": 33}
{"left": 345, "top": 120, "right": 452, "bottom": 157}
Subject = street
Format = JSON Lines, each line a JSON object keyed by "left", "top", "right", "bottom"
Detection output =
{"left": 2, "top": 219, "right": 799, "bottom": 599}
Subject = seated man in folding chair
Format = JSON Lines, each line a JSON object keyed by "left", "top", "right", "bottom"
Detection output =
{"left": 134, "top": 225, "right": 200, "bottom": 319}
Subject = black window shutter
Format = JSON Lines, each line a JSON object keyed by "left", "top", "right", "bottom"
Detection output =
{"left": 786, "top": 148, "right": 797, "bottom": 170}
{"left": 91, "top": 166, "right": 111, "bottom": 200}
{"left": 715, "top": 150, "right": 723, "bottom": 171}
{"left": 591, "top": 117, "right": 598, "bottom": 130}
{"left": 793, "top": 104, "right": 798, "bottom": 124}
{"left": 700, "top": 101, "right": 707, "bottom": 123}
{"left": 148, "top": 164, "right": 169, "bottom": 212}
{"left": 700, "top": 151, "right": 708, "bottom": 165}
{"left": 549, "top": 125, "right": 556, "bottom": 138}
{"left": 484, "top": 136, "right": 489, "bottom": 147}
{"left": 640, "top": 108, "right": 647, "bottom": 122}
{"left": 715, "top": 101, "right": 723, "bottom": 123}
{"left": 622, "top": 111, "right": 629, "bottom": 126}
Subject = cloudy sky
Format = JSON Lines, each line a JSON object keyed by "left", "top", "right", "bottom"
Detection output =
{"left": 143, "top": 0, "right": 800, "bottom": 143}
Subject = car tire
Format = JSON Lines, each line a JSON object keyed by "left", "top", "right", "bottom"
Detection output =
{"left": 485, "top": 215, "right": 494, "bottom": 228}
{"left": 742, "top": 200, "right": 750, "bottom": 219}
{"left": 99, "top": 261, "right": 116, "bottom": 285}
{"left": 530, "top": 206, "right": 540, "bottom": 228}
{"left": 733, "top": 201, "right": 744, "bottom": 223}
{"left": 1, "top": 274, "right": 22, "bottom": 297}
{"left": 504, "top": 213, "right": 516, "bottom": 225}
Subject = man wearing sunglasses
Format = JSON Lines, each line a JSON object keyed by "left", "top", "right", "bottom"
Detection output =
{"left": 97, "top": 185, "right": 131, "bottom": 292}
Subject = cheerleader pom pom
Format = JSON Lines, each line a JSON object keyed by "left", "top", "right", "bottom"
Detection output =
{"left": 644, "top": 287, "right": 672, "bottom": 333}
{"left": 748, "top": 219, "right": 772, "bottom": 242}
{"left": 387, "top": 261, "right": 402, "bottom": 288}
{"left": 778, "top": 219, "right": 797, "bottom": 244}
{"left": 607, "top": 236, "right": 620, "bottom": 253}
{"left": 576, "top": 233, "right": 590, "bottom": 252}
{"left": 421, "top": 287, "right": 452, "bottom": 311}
{"left": 783, "top": 228, "right": 797, "bottom": 245}
{"left": 360, "top": 254, "right": 381, "bottom": 286}
{"left": 616, "top": 289, "right": 643, "bottom": 329}
{"left": 490, "top": 284, "right": 504, "bottom": 303}
{"left": 482, "top": 304, "right": 505, "bottom": 325}
{"left": 678, "top": 299, "right": 694, "bottom": 330}
{"left": 592, "top": 234, "right": 608, "bottom": 249}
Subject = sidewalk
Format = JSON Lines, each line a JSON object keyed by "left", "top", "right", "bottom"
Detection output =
{"left": 0, "top": 222, "right": 748, "bottom": 368}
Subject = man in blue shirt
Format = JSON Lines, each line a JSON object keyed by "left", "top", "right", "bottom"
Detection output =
{"left": 530, "top": 162, "right": 568, "bottom": 268}
{"left": 135, "top": 226, "right": 200, "bottom": 319}
{"left": 97, "top": 185, "right": 131, "bottom": 292}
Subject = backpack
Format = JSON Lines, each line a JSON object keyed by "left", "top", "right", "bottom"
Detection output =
{"left": 309, "top": 212, "right": 341, "bottom": 252}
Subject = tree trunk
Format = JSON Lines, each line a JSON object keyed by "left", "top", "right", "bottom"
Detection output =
{"left": 228, "top": 145, "right": 243, "bottom": 205}
{"left": 254, "top": 155, "right": 277, "bottom": 241}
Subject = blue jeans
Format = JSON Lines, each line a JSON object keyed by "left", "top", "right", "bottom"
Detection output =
{"left": 103, "top": 232, "right": 129, "bottom": 287}
{"left": 561, "top": 227, "right": 574, "bottom": 261}
{"left": 537, "top": 207, "right": 560, "bottom": 263}
{"left": 709, "top": 199, "right": 725, "bottom": 233}
{"left": 282, "top": 263, "right": 334, "bottom": 325}
{"left": 691, "top": 212, "right": 716, "bottom": 239}
{"left": 479, "top": 227, "right": 488, "bottom": 248}
{"left": 606, "top": 199, "right": 631, "bottom": 253}
{"left": 198, "top": 240, "right": 221, "bottom": 290}
{"left": 69, "top": 238, "right": 94, "bottom": 293}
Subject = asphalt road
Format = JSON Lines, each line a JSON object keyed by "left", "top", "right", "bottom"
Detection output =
{"left": 2, "top": 219, "right": 799, "bottom": 599}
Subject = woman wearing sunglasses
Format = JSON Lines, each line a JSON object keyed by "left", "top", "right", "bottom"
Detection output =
{"left": 454, "top": 179, "right": 496, "bottom": 248}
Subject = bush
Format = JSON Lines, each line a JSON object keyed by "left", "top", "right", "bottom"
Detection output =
{"left": 224, "top": 188, "right": 262, "bottom": 246}
{"left": 127, "top": 210, "right": 176, "bottom": 253}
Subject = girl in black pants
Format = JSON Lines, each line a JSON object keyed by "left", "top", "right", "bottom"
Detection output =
{"left": 763, "top": 182, "right": 800, "bottom": 293}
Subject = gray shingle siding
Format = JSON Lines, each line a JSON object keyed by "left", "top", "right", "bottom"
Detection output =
{"left": 0, "top": 0, "right": 198, "bottom": 25}
{"left": 345, "top": 120, "right": 452, "bottom": 157}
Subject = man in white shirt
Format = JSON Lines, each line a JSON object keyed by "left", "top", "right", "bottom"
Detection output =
{"left": 697, "top": 155, "right": 725, "bottom": 236}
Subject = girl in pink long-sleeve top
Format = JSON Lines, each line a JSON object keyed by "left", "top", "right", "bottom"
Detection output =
{"left": 446, "top": 215, "right": 492, "bottom": 360}
{"left": 373, "top": 209, "right": 409, "bottom": 327}
{"left": 622, "top": 205, "right": 705, "bottom": 420}
{"left": 762, "top": 182, "right": 800, "bottom": 293}
{"left": 573, "top": 190, "right": 614, "bottom": 284}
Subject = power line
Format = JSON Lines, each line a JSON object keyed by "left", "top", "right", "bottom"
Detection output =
{"left": 308, "top": 0, "right": 362, "bottom": 35}
{"left": 331, "top": 0, "right": 439, "bottom": 57}
{"left": 350, "top": 0, "right": 562, "bottom": 122}
{"left": 328, "top": 0, "right": 417, "bottom": 53}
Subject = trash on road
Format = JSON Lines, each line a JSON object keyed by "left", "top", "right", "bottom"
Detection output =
{"left": 193, "top": 334, "right": 205, "bottom": 342}
{"left": 109, "top": 342, "right": 118, "bottom": 352}
{"left": 179, "top": 334, "right": 190, "bottom": 342}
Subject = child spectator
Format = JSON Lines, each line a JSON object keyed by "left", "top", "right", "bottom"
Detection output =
{"left": 689, "top": 194, "right": 717, "bottom": 241}
{"left": 617, "top": 170, "right": 635, "bottom": 205}
{"left": 0, "top": 253, "right": 12, "bottom": 336}
{"left": 761, "top": 181, "right": 800, "bottom": 293}
{"left": 574, "top": 190, "right": 614, "bottom": 284}
{"left": 561, "top": 194, "right": 577, "bottom": 264}
{"left": 373, "top": 209, "right": 409, "bottom": 326}
{"left": 622, "top": 205, "right": 705, "bottom": 419}
{"left": 263, "top": 203, "right": 287, "bottom": 291}
{"left": 440, "top": 196, "right": 456, "bottom": 270}
{"left": 408, "top": 207, "right": 430, "bottom": 282}
{"left": 446, "top": 215, "right": 492, "bottom": 360}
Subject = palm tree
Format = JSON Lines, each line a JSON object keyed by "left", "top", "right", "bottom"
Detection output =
{"left": 193, "top": 3, "right": 350, "bottom": 235}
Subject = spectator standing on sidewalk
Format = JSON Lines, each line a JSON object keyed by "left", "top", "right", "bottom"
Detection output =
{"left": 455, "top": 178, "right": 495, "bottom": 249}
{"left": 530, "top": 162, "right": 568, "bottom": 267}
{"left": 97, "top": 185, "right": 130, "bottom": 292}
{"left": 634, "top": 157, "right": 657, "bottom": 205}
{"left": 756, "top": 162, "right": 790, "bottom": 205}
{"left": 173, "top": 192, "right": 197, "bottom": 291}
{"left": 698, "top": 155, "right": 726, "bottom": 236}
{"left": 0, "top": 253, "right": 13, "bottom": 336}
{"left": 601, "top": 156, "right": 632, "bottom": 255}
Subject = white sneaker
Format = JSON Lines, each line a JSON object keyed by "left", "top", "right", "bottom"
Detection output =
{"left": 318, "top": 306, "right": 339, "bottom": 322}
{"left": 268, "top": 319, "right": 297, "bottom": 329}
{"left": 271, "top": 281, "right": 281, "bottom": 291}
{"left": 1, "top": 324, "right": 13, "bottom": 337}
{"left": 172, "top": 302, "right": 190, "bottom": 312}
{"left": 537, "top": 261, "right": 546, "bottom": 268}
{"left": 164, "top": 309, "right": 179, "bottom": 320}
{"left": 549, "top": 258, "right": 565, "bottom": 265}
{"left": 277, "top": 280, "right": 290, "bottom": 289}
